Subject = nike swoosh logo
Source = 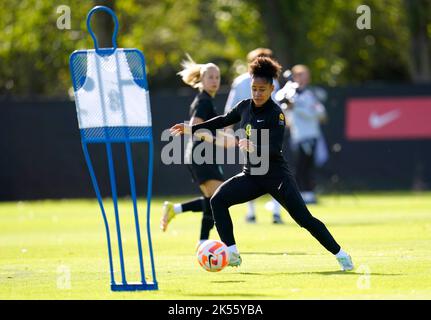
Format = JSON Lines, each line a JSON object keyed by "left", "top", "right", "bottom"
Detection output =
{"left": 208, "top": 254, "right": 215, "bottom": 269}
{"left": 257, "top": 120, "right": 264, "bottom": 123}
{"left": 369, "top": 109, "right": 401, "bottom": 129}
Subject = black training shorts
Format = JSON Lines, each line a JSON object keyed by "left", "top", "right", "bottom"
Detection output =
{"left": 188, "top": 163, "right": 224, "bottom": 185}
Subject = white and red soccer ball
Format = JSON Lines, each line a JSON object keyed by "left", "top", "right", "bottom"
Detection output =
{"left": 197, "top": 240, "right": 229, "bottom": 272}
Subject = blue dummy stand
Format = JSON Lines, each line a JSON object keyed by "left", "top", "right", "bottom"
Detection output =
{"left": 70, "top": 5, "right": 158, "bottom": 292}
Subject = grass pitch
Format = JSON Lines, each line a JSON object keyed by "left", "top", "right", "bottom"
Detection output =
{"left": 0, "top": 192, "right": 430, "bottom": 300}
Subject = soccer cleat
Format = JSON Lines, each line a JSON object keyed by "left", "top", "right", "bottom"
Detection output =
{"left": 228, "top": 252, "right": 242, "bottom": 267}
{"left": 245, "top": 215, "right": 256, "bottom": 224}
{"left": 337, "top": 254, "right": 354, "bottom": 271}
{"left": 272, "top": 214, "right": 284, "bottom": 224}
{"left": 160, "top": 201, "right": 176, "bottom": 232}
{"left": 195, "top": 240, "right": 206, "bottom": 253}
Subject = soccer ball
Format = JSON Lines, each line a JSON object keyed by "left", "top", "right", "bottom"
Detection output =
{"left": 197, "top": 240, "right": 229, "bottom": 272}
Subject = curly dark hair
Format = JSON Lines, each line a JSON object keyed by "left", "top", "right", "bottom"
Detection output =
{"left": 248, "top": 56, "right": 282, "bottom": 83}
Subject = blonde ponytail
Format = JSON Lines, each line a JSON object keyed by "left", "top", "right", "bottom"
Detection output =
{"left": 178, "top": 54, "right": 219, "bottom": 89}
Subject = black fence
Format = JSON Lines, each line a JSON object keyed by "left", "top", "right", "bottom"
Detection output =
{"left": 1, "top": 84, "right": 431, "bottom": 201}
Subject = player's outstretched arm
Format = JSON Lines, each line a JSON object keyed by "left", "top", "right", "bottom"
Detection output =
{"left": 215, "top": 131, "right": 238, "bottom": 149}
{"left": 238, "top": 138, "right": 255, "bottom": 153}
{"left": 170, "top": 123, "right": 238, "bottom": 149}
{"left": 169, "top": 123, "right": 191, "bottom": 136}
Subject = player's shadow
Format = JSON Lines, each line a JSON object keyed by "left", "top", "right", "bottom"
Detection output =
{"left": 291, "top": 271, "right": 403, "bottom": 276}
{"left": 211, "top": 280, "right": 246, "bottom": 284}
{"left": 328, "top": 222, "right": 382, "bottom": 227}
{"left": 241, "top": 251, "right": 310, "bottom": 256}
{"left": 239, "top": 271, "right": 403, "bottom": 276}
{"left": 183, "top": 293, "right": 269, "bottom": 297}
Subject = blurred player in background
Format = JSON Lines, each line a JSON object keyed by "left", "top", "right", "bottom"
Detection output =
{"left": 225, "top": 48, "right": 284, "bottom": 224}
{"left": 161, "top": 56, "right": 236, "bottom": 248}
{"left": 283, "top": 65, "right": 328, "bottom": 204}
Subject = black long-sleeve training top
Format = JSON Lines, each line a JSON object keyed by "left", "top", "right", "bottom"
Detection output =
{"left": 189, "top": 90, "right": 218, "bottom": 125}
{"left": 192, "top": 98, "right": 290, "bottom": 177}
{"left": 186, "top": 90, "right": 219, "bottom": 162}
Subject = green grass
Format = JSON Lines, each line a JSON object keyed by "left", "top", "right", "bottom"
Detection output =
{"left": 1, "top": 192, "right": 431, "bottom": 299}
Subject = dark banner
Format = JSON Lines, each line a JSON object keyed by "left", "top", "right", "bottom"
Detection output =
{"left": 1, "top": 84, "right": 431, "bottom": 201}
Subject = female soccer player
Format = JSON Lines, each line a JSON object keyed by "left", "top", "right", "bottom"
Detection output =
{"left": 169, "top": 57, "right": 354, "bottom": 271}
{"left": 161, "top": 56, "right": 235, "bottom": 248}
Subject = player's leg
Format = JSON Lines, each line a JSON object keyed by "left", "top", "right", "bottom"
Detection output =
{"left": 161, "top": 164, "right": 221, "bottom": 236}
{"left": 198, "top": 197, "right": 213, "bottom": 243}
{"left": 267, "top": 174, "right": 353, "bottom": 271}
{"left": 271, "top": 198, "right": 284, "bottom": 224}
{"left": 295, "top": 140, "right": 317, "bottom": 204}
{"left": 195, "top": 164, "right": 226, "bottom": 244}
{"left": 160, "top": 197, "right": 206, "bottom": 231}
{"left": 197, "top": 179, "right": 223, "bottom": 246}
{"left": 264, "top": 198, "right": 284, "bottom": 224}
{"left": 245, "top": 200, "right": 257, "bottom": 223}
{"left": 210, "top": 173, "right": 266, "bottom": 266}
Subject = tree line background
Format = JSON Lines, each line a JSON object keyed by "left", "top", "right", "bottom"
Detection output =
{"left": 0, "top": 0, "right": 430, "bottom": 97}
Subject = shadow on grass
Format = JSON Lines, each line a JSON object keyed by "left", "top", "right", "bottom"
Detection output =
{"left": 239, "top": 271, "right": 403, "bottom": 276}
{"left": 181, "top": 292, "right": 269, "bottom": 297}
{"left": 328, "top": 222, "right": 383, "bottom": 227}
{"left": 295, "top": 271, "right": 404, "bottom": 276}
{"left": 241, "top": 252, "right": 310, "bottom": 256}
{"left": 211, "top": 280, "right": 246, "bottom": 284}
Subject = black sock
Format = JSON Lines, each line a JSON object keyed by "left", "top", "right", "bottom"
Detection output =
{"left": 200, "top": 197, "right": 214, "bottom": 240}
{"left": 181, "top": 197, "right": 204, "bottom": 212}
